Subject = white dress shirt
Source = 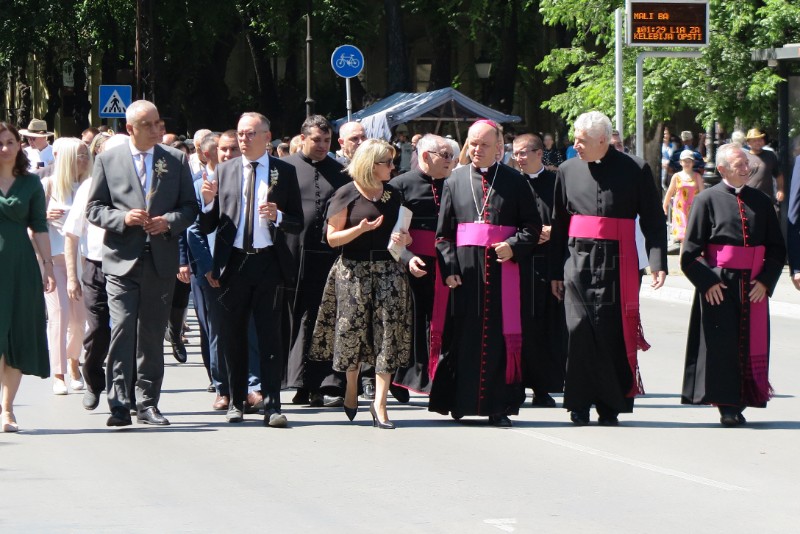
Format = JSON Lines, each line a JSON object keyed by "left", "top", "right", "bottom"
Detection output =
{"left": 25, "top": 144, "right": 54, "bottom": 172}
{"left": 63, "top": 177, "right": 106, "bottom": 262}
{"left": 202, "top": 154, "right": 282, "bottom": 250}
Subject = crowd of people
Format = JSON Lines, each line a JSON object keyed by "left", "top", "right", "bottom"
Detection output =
{"left": 0, "top": 103, "right": 796, "bottom": 434}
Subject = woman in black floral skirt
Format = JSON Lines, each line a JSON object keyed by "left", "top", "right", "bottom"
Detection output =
{"left": 310, "top": 139, "right": 412, "bottom": 429}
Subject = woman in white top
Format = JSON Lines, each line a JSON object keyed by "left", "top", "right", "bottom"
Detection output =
{"left": 42, "top": 138, "right": 91, "bottom": 395}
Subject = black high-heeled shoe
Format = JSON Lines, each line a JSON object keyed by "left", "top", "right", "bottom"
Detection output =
{"left": 344, "top": 403, "right": 357, "bottom": 421}
{"left": 369, "top": 402, "right": 395, "bottom": 430}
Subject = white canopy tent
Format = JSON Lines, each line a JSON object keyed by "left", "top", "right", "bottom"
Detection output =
{"left": 333, "top": 87, "right": 522, "bottom": 143}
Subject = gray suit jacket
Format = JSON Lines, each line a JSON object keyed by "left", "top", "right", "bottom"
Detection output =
{"left": 87, "top": 143, "right": 198, "bottom": 277}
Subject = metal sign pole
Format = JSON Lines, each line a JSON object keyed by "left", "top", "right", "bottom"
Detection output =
{"left": 615, "top": 8, "right": 624, "bottom": 136}
{"left": 346, "top": 78, "right": 352, "bottom": 123}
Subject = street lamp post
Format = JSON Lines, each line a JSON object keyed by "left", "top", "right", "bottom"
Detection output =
{"left": 475, "top": 57, "right": 491, "bottom": 104}
{"left": 305, "top": 1, "right": 314, "bottom": 117}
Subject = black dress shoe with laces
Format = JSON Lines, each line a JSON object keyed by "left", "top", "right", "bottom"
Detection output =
{"left": 309, "top": 392, "right": 324, "bottom": 407}
{"left": 107, "top": 408, "right": 132, "bottom": 427}
{"left": 570, "top": 410, "right": 590, "bottom": 426}
{"left": 137, "top": 407, "right": 170, "bottom": 426}
{"left": 598, "top": 416, "right": 619, "bottom": 426}
{"left": 362, "top": 383, "right": 376, "bottom": 400}
{"left": 171, "top": 340, "right": 188, "bottom": 364}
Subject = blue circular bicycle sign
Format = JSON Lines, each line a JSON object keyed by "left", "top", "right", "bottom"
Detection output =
{"left": 331, "top": 45, "right": 364, "bottom": 79}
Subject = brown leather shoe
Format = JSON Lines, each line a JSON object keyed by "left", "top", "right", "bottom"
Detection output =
{"left": 245, "top": 391, "right": 264, "bottom": 414}
{"left": 212, "top": 395, "right": 230, "bottom": 411}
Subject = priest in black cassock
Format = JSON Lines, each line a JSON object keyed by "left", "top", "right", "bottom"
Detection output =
{"left": 512, "top": 133, "right": 567, "bottom": 408}
{"left": 681, "top": 143, "right": 785, "bottom": 426}
{"left": 550, "top": 111, "right": 667, "bottom": 426}
{"left": 429, "top": 120, "right": 541, "bottom": 427}
{"left": 283, "top": 115, "right": 350, "bottom": 407}
{"left": 393, "top": 134, "right": 455, "bottom": 397}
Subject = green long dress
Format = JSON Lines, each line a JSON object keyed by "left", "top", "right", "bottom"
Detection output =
{"left": 0, "top": 173, "right": 50, "bottom": 377}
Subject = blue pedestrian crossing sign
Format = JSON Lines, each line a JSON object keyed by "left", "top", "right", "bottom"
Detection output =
{"left": 98, "top": 85, "right": 132, "bottom": 118}
{"left": 331, "top": 45, "right": 364, "bottom": 79}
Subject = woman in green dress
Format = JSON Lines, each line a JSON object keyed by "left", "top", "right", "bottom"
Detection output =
{"left": 0, "top": 122, "right": 56, "bottom": 432}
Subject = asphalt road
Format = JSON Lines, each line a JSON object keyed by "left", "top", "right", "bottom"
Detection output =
{"left": 2, "top": 278, "right": 799, "bottom": 533}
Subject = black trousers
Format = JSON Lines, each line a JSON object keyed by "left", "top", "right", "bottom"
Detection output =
{"left": 81, "top": 259, "right": 111, "bottom": 394}
{"left": 218, "top": 249, "right": 284, "bottom": 411}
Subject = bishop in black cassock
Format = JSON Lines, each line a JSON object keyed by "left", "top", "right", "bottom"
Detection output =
{"left": 393, "top": 134, "right": 454, "bottom": 396}
{"left": 430, "top": 121, "right": 540, "bottom": 427}
{"left": 681, "top": 144, "right": 785, "bottom": 426}
{"left": 550, "top": 112, "right": 667, "bottom": 426}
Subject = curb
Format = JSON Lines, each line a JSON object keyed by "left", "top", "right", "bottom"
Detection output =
{"left": 641, "top": 285, "right": 800, "bottom": 319}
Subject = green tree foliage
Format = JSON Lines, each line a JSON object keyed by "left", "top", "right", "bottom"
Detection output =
{"left": 537, "top": 0, "right": 796, "bottom": 135}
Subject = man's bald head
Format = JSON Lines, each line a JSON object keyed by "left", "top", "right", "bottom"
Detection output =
{"left": 338, "top": 121, "right": 367, "bottom": 160}
{"left": 466, "top": 120, "right": 503, "bottom": 168}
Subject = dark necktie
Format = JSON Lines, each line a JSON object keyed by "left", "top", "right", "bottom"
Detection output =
{"left": 243, "top": 161, "right": 259, "bottom": 252}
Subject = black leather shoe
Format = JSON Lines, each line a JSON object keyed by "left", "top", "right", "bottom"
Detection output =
{"left": 598, "top": 416, "right": 619, "bottom": 426}
{"left": 362, "top": 383, "right": 376, "bottom": 400}
{"left": 107, "top": 408, "right": 132, "bottom": 427}
{"left": 344, "top": 403, "right": 358, "bottom": 421}
{"left": 264, "top": 409, "right": 288, "bottom": 428}
{"left": 83, "top": 390, "right": 100, "bottom": 411}
{"left": 737, "top": 412, "right": 747, "bottom": 425}
{"left": 136, "top": 407, "right": 170, "bottom": 426}
{"left": 489, "top": 415, "right": 512, "bottom": 427}
{"left": 226, "top": 406, "right": 244, "bottom": 423}
{"left": 323, "top": 395, "right": 344, "bottom": 408}
{"left": 390, "top": 384, "right": 410, "bottom": 404}
{"left": 570, "top": 410, "right": 590, "bottom": 426}
{"left": 292, "top": 389, "right": 309, "bottom": 405}
{"left": 531, "top": 393, "right": 557, "bottom": 408}
{"left": 309, "top": 392, "right": 324, "bottom": 407}
{"left": 171, "top": 341, "right": 188, "bottom": 364}
{"left": 720, "top": 414, "right": 740, "bottom": 427}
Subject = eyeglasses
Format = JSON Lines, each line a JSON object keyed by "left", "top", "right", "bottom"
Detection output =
{"left": 427, "top": 151, "right": 454, "bottom": 161}
{"left": 512, "top": 149, "right": 540, "bottom": 159}
{"left": 375, "top": 159, "right": 395, "bottom": 166}
{"left": 77, "top": 153, "right": 90, "bottom": 160}
{"left": 236, "top": 130, "right": 267, "bottom": 140}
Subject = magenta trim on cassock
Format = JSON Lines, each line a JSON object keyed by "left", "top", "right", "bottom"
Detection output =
{"left": 408, "top": 229, "right": 449, "bottom": 380}
{"left": 456, "top": 223, "right": 521, "bottom": 384}
{"left": 568, "top": 215, "right": 646, "bottom": 397}
{"left": 705, "top": 244, "right": 771, "bottom": 405}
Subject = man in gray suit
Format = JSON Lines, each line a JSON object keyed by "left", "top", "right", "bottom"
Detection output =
{"left": 87, "top": 100, "right": 198, "bottom": 427}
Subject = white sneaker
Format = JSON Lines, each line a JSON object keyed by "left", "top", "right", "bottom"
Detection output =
{"left": 70, "top": 376, "right": 85, "bottom": 392}
{"left": 53, "top": 379, "right": 68, "bottom": 395}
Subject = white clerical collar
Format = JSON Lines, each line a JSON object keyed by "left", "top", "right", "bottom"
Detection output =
{"left": 526, "top": 165, "right": 546, "bottom": 179}
{"left": 722, "top": 178, "right": 745, "bottom": 194}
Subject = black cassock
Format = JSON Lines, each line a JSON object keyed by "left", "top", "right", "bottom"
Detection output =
{"left": 520, "top": 169, "right": 567, "bottom": 394}
{"left": 430, "top": 163, "right": 540, "bottom": 417}
{"left": 550, "top": 147, "right": 666, "bottom": 415}
{"left": 392, "top": 168, "right": 445, "bottom": 394}
{"left": 680, "top": 182, "right": 785, "bottom": 408}
{"left": 282, "top": 153, "right": 350, "bottom": 394}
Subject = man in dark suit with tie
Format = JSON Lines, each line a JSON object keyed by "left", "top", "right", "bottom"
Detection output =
{"left": 200, "top": 112, "right": 302, "bottom": 427}
{"left": 87, "top": 100, "right": 198, "bottom": 427}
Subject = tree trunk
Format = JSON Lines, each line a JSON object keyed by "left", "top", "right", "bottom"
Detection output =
{"left": 488, "top": 0, "right": 518, "bottom": 114}
{"left": 384, "top": 0, "right": 410, "bottom": 95}
{"left": 427, "top": 23, "right": 452, "bottom": 91}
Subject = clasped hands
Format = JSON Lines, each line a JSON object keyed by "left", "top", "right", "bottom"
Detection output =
{"left": 705, "top": 279, "right": 767, "bottom": 305}
{"left": 125, "top": 209, "right": 169, "bottom": 235}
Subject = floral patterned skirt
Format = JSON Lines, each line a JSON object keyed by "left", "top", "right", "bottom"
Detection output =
{"left": 309, "top": 256, "right": 411, "bottom": 374}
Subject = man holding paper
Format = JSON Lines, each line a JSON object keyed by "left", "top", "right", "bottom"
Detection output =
{"left": 429, "top": 120, "right": 540, "bottom": 427}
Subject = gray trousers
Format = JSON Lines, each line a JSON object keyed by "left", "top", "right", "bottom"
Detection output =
{"left": 105, "top": 251, "right": 174, "bottom": 412}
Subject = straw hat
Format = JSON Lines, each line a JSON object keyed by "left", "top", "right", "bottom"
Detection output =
{"left": 19, "top": 118, "right": 54, "bottom": 138}
{"left": 745, "top": 128, "right": 766, "bottom": 140}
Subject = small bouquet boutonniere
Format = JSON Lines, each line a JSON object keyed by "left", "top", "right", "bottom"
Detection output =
{"left": 154, "top": 157, "right": 168, "bottom": 179}
{"left": 379, "top": 190, "right": 392, "bottom": 203}
{"left": 267, "top": 167, "right": 280, "bottom": 194}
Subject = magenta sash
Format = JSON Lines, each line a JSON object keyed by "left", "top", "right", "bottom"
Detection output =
{"left": 705, "top": 244, "right": 771, "bottom": 405}
{"left": 408, "top": 229, "right": 449, "bottom": 380}
{"left": 456, "top": 223, "right": 522, "bottom": 384}
{"left": 568, "top": 215, "right": 647, "bottom": 397}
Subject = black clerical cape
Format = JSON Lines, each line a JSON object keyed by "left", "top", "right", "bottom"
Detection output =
{"left": 282, "top": 153, "right": 349, "bottom": 393}
{"left": 680, "top": 182, "right": 785, "bottom": 408}
{"left": 430, "top": 163, "right": 540, "bottom": 417}
{"left": 550, "top": 148, "right": 667, "bottom": 414}
{"left": 520, "top": 168, "right": 567, "bottom": 393}
{"left": 393, "top": 169, "right": 446, "bottom": 394}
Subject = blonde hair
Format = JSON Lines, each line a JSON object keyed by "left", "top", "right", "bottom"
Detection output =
{"left": 51, "top": 137, "right": 91, "bottom": 203}
{"left": 346, "top": 138, "right": 395, "bottom": 189}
